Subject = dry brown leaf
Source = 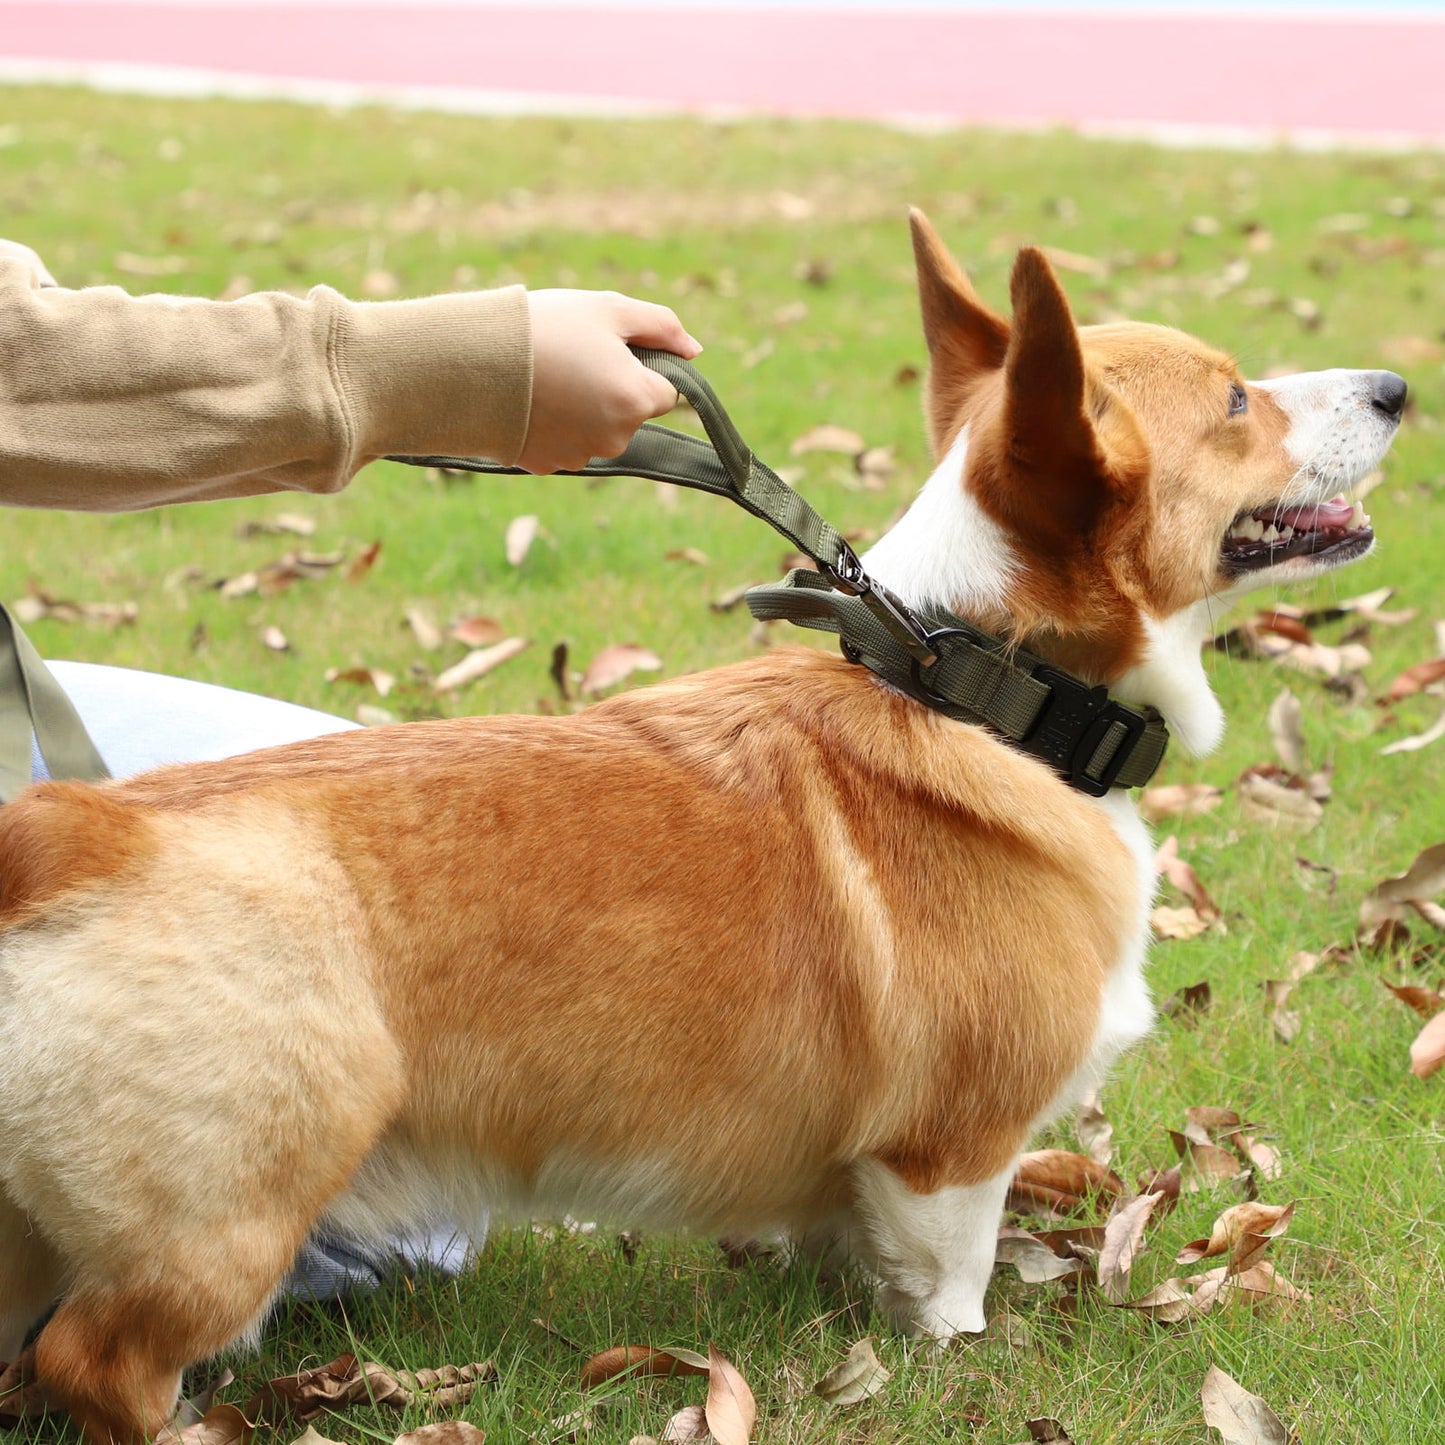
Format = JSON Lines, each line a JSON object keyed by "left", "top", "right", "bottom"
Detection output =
{"left": 1168, "top": 1133, "right": 1245, "bottom": 1193}
{"left": 285, "top": 1427, "right": 345, "bottom": 1445}
{"left": 1020, "top": 1419, "right": 1076, "bottom": 1444}
{"left": 246, "top": 1355, "right": 497, "bottom": 1425}
{"left": 11, "top": 587, "right": 138, "bottom": 628}
{"left": 434, "top": 638, "right": 529, "bottom": 693}
{"left": 1410, "top": 1010, "right": 1445, "bottom": 1079}
{"left": 1176, "top": 1201, "right": 1295, "bottom": 1272}
{"left": 394, "top": 1423, "right": 487, "bottom": 1445}
{"left": 1380, "top": 655, "right": 1445, "bottom": 703}
{"left": 1381, "top": 704, "right": 1445, "bottom": 756}
{"left": 404, "top": 606, "right": 443, "bottom": 651}
{"left": 580, "top": 644, "right": 663, "bottom": 696}
{"left": 1075, "top": 1090, "right": 1114, "bottom": 1167}
{"left": 1200, "top": 1365, "right": 1293, "bottom": 1444}
{"left": 1358, "top": 844, "right": 1445, "bottom": 939}
{"left": 1097, "top": 1192, "right": 1165, "bottom": 1303}
{"left": 1382, "top": 980, "right": 1445, "bottom": 1020}
{"left": 790, "top": 423, "right": 865, "bottom": 457}
{"left": 345, "top": 540, "right": 382, "bottom": 582}
{"left": 810, "top": 1337, "right": 892, "bottom": 1407}
{"left": 506, "top": 514, "right": 541, "bottom": 566}
{"left": 325, "top": 666, "right": 395, "bottom": 697}
{"left": 236, "top": 513, "right": 316, "bottom": 538}
{"left": 449, "top": 615, "right": 505, "bottom": 648}
{"left": 1151, "top": 906, "right": 1211, "bottom": 940}
{"left": 1263, "top": 979, "right": 1300, "bottom": 1044}
{"left": 995, "top": 1227, "right": 1088, "bottom": 1283}
{"left": 855, "top": 446, "right": 895, "bottom": 490}
{"left": 1266, "top": 690, "right": 1309, "bottom": 776}
{"left": 1009, "top": 1150, "right": 1124, "bottom": 1216}
{"left": 710, "top": 581, "right": 758, "bottom": 613}
{"left": 579, "top": 1347, "right": 709, "bottom": 1391}
{"left": 661, "top": 1405, "right": 708, "bottom": 1443}
{"left": 703, "top": 1346, "right": 755, "bottom": 1445}
{"left": 666, "top": 547, "right": 710, "bottom": 566}
{"left": 1138, "top": 783, "right": 1224, "bottom": 823}
{"left": 1155, "top": 836, "right": 1220, "bottom": 919}
{"left": 261, "top": 626, "right": 290, "bottom": 653}
{"left": 1237, "top": 769, "right": 1324, "bottom": 831}
{"left": 1162, "top": 981, "right": 1212, "bottom": 1022}
{"left": 167, "top": 1404, "right": 252, "bottom": 1445}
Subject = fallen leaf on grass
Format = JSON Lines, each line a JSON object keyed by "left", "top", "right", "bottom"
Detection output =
{"left": 1263, "top": 979, "right": 1300, "bottom": 1043}
{"left": 1168, "top": 1132, "right": 1248, "bottom": 1193}
{"left": 404, "top": 606, "right": 443, "bottom": 651}
{"left": 1152, "top": 906, "right": 1212, "bottom": 940}
{"left": 1410, "top": 1010, "right": 1445, "bottom": 1079}
{"left": 1237, "top": 767, "right": 1324, "bottom": 831}
{"left": 1009, "top": 1150, "right": 1124, "bottom": 1216}
{"left": 506, "top": 514, "right": 541, "bottom": 566}
{"left": 218, "top": 549, "right": 345, "bottom": 599}
{"left": 1075, "top": 1090, "right": 1114, "bottom": 1166}
{"left": 1200, "top": 1365, "right": 1293, "bottom": 1444}
{"left": 434, "top": 638, "right": 529, "bottom": 693}
{"left": 704, "top": 1346, "right": 755, "bottom": 1445}
{"left": 1162, "top": 980, "right": 1212, "bottom": 1022}
{"left": 11, "top": 588, "right": 138, "bottom": 628}
{"left": 449, "top": 615, "right": 505, "bottom": 648}
{"left": 1176, "top": 1202, "right": 1295, "bottom": 1272}
{"left": 167, "top": 1403, "right": 251, "bottom": 1445}
{"left": 394, "top": 1424, "right": 486, "bottom": 1445}
{"left": 1018, "top": 1419, "right": 1075, "bottom": 1444}
{"left": 580, "top": 644, "right": 662, "bottom": 696}
{"left": 236, "top": 512, "right": 316, "bottom": 538}
{"left": 1155, "top": 836, "right": 1220, "bottom": 920}
{"left": 1138, "top": 783, "right": 1223, "bottom": 823}
{"left": 1379, "top": 654, "right": 1445, "bottom": 703}
{"left": 666, "top": 547, "right": 710, "bottom": 566}
{"left": 1123, "top": 1261, "right": 1306, "bottom": 1324}
{"left": 580, "top": 1347, "right": 709, "bottom": 1391}
{"left": 1382, "top": 980, "right": 1444, "bottom": 1019}
{"left": 661, "top": 1406, "right": 707, "bottom": 1443}
{"left": 345, "top": 540, "right": 382, "bottom": 582}
{"left": 1380, "top": 703, "right": 1445, "bottom": 756}
{"left": 1097, "top": 1191, "right": 1166, "bottom": 1302}
{"left": 790, "top": 423, "right": 865, "bottom": 456}
{"left": 1266, "top": 690, "right": 1309, "bottom": 776}
{"left": 811, "top": 1337, "right": 892, "bottom": 1406}
{"left": 260, "top": 626, "right": 290, "bottom": 652}
{"left": 248, "top": 1356, "right": 496, "bottom": 1424}
{"left": 325, "top": 665, "right": 395, "bottom": 697}
{"left": 995, "top": 1227, "right": 1088, "bottom": 1283}
{"left": 1358, "top": 844, "right": 1445, "bottom": 945}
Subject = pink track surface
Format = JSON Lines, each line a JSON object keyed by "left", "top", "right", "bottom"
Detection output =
{"left": 2, "top": 5, "right": 1442, "bottom": 140}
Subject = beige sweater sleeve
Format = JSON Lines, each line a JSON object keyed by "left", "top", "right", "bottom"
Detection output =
{"left": 0, "top": 241, "right": 533, "bottom": 511}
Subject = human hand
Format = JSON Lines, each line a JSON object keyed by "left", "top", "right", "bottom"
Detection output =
{"left": 518, "top": 289, "right": 702, "bottom": 474}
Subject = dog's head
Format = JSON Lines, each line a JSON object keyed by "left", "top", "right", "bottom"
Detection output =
{"left": 869, "top": 211, "right": 1404, "bottom": 754}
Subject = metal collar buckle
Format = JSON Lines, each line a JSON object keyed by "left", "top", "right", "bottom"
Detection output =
{"left": 822, "top": 541, "right": 939, "bottom": 668}
{"left": 1026, "top": 664, "right": 1148, "bottom": 797}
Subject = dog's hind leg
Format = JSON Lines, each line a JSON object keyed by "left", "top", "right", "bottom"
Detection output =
{"left": 0, "top": 1192, "right": 60, "bottom": 1362}
{"left": 852, "top": 1156, "right": 1017, "bottom": 1339}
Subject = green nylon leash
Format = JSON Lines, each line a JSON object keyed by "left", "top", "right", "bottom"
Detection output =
{"left": 0, "top": 602, "right": 110, "bottom": 802}
{"left": 390, "top": 348, "right": 1169, "bottom": 797}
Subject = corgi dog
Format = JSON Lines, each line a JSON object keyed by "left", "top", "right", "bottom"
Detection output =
{"left": 0, "top": 212, "right": 1403, "bottom": 1445}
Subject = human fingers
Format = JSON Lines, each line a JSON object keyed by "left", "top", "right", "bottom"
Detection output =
{"left": 613, "top": 296, "right": 703, "bottom": 360}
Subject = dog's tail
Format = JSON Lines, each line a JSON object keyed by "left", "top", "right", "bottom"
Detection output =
{"left": 0, "top": 782, "right": 154, "bottom": 926}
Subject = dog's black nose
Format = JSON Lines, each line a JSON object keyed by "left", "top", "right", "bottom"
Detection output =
{"left": 1370, "top": 370, "right": 1408, "bottom": 419}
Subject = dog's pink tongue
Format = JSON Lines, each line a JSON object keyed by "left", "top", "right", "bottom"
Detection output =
{"left": 1256, "top": 496, "right": 1354, "bottom": 530}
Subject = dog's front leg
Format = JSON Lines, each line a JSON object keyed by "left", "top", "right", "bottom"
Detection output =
{"left": 852, "top": 1157, "right": 1016, "bottom": 1339}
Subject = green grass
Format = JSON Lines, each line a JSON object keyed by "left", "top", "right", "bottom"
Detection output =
{"left": 3, "top": 86, "right": 1444, "bottom": 1444}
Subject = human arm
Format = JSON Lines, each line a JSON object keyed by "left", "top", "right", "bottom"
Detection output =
{"left": 0, "top": 241, "right": 697, "bottom": 510}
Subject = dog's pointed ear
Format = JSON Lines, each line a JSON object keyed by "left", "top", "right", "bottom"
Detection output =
{"left": 994, "top": 246, "right": 1149, "bottom": 545}
{"left": 910, "top": 209, "right": 1009, "bottom": 457}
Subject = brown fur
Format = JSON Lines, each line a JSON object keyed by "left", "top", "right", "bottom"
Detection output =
{"left": 0, "top": 216, "right": 1394, "bottom": 1443}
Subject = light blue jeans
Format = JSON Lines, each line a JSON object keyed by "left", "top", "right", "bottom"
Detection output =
{"left": 36, "top": 661, "right": 482, "bottom": 1301}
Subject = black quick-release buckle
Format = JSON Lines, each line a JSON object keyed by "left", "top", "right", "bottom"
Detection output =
{"left": 821, "top": 541, "right": 939, "bottom": 667}
{"left": 1025, "top": 665, "right": 1148, "bottom": 797}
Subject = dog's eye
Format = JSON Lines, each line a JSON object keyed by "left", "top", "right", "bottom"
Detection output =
{"left": 1228, "top": 383, "right": 1249, "bottom": 417}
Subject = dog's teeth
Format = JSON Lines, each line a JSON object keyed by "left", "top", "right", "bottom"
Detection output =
{"left": 1262, "top": 524, "right": 1279, "bottom": 543}
{"left": 1277, "top": 524, "right": 1293, "bottom": 541}
{"left": 1350, "top": 502, "right": 1369, "bottom": 528}
{"left": 1248, "top": 518, "right": 1266, "bottom": 540}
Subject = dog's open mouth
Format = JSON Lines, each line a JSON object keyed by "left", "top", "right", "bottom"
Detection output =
{"left": 1221, "top": 495, "right": 1374, "bottom": 575}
